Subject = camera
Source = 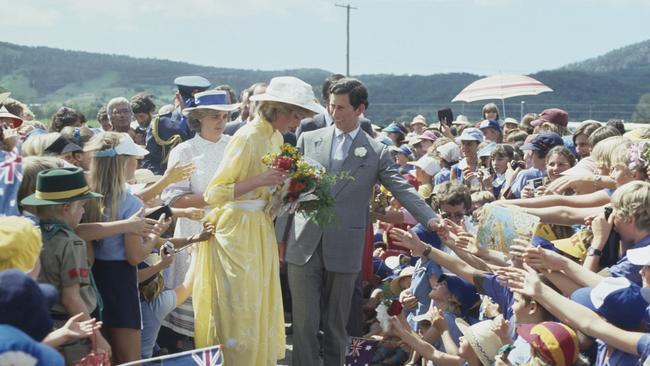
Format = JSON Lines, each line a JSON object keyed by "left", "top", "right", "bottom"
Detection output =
{"left": 510, "top": 161, "right": 525, "bottom": 170}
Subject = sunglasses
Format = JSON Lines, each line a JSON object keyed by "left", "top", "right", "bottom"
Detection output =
{"left": 440, "top": 211, "right": 465, "bottom": 220}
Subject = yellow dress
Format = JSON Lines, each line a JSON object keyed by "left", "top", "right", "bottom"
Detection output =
{"left": 194, "top": 118, "right": 285, "bottom": 365}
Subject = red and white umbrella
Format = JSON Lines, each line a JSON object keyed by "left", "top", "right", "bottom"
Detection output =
{"left": 452, "top": 74, "right": 553, "bottom": 115}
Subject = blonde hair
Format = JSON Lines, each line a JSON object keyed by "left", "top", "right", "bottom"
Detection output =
{"left": 591, "top": 136, "right": 629, "bottom": 168}
{"left": 84, "top": 132, "right": 130, "bottom": 222}
{"left": 607, "top": 139, "right": 634, "bottom": 168}
{"left": 611, "top": 181, "right": 650, "bottom": 231}
{"left": 471, "top": 191, "right": 495, "bottom": 207}
{"left": 256, "top": 101, "right": 312, "bottom": 122}
{"left": 0, "top": 216, "right": 42, "bottom": 272}
{"left": 21, "top": 132, "right": 61, "bottom": 157}
{"left": 18, "top": 156, "right": 66, "bottom": 208}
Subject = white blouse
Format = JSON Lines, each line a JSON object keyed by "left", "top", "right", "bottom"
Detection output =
{"left": 161, "top": 133, "right": 231, "bottom": 287}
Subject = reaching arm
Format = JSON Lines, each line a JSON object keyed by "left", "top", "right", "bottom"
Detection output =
{"left": 501, "top": 265, "right": 643, "bottom": 356}
{"left": 390, "top": 228, "right": 487, "bottom": 284}
{"left": 498, "top": 190, "right": 610, "bottom": 209}
{"left": 510, "top": 205, "right": 603, "bottom": 226}
{"left": 389, "top": 317, "right": 463, "bottom": 366}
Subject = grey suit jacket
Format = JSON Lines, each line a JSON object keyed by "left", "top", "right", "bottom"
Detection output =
{"left": 280, "top": 125, "right": 437, "bottom": 273}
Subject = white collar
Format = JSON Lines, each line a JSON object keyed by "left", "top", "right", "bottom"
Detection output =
{"left": 334, "top": 125, "right": 361, "bottom": 140}
{"left": 194, "top": 133, "right": 230, "bottom": 145}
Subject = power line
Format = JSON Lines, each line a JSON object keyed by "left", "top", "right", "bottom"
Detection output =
{"left": 335, "top": 3, "right": 357, "bottom": 76}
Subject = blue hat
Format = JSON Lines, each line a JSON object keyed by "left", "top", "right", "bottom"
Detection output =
{"left": 0, "top": 270, "right": 58, "bottom": 341}
{"left": 521, "top": 132, "right": 563, "bottom": 154}
{"left": 182, "top": 90, "right": 240, "bottom": 115}
{"left": 570, "top": 277, "right": 650, "bottom": 330}
{"left": 390, "top": 145, "right": 413, "bottom": 156}
{"left": 439, "top": 274, "right": 480, "bottom": 316}
{"left": 531, "top": 235, "right": 557, "bottom": 252}
{"left": 173, "top": 75, "right": 211, "bottom": 90}
{"left": 373, "top": 258, "right": 393, "bottom": 280}
{"left": 383, "top": 122, "right": 404, "bottom": 134}
{"left": 458, "top": 128, "right": 484, "bottom": 143}
{"left": 479, "top": 119, "right": 501, "bottom": 132}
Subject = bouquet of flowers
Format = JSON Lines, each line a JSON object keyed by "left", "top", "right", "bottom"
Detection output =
{"left": 262, "top": 144, "right": 352, "bottom": 225}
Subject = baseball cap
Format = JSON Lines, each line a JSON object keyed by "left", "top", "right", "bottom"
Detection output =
{"left": 627, "top": 246, "right": 650, "bottom": 266}
{"left": 411, "top": 131, "right": 438, "bottom": 144}
{"left": 458, "top": 128, "right": 484, "bottom": 143}
{"left": 503, "top": 117, "right": 519, "bottom": 126}
{"left": 531, "top": 108, "right": 569, "bottom": 127}
{"left": 0, "top": 270, "right": 57, "bottom": 341}
{"left": 479, "top": 119, "right": 501, "bottom": 132}
{"left": 570, "top": 276, "right": 650, "bottom": 329}
{"left": 408, "top": 155, "right": 441, "bottom": 176}
{"left": 520, "top": 132, "right": 563, "bottom": 154}
{"left": 437, "top": 142, "right": 461, "bottom": 163}
{"left": 516, "top": 322, "right": 579, "bottom": 366}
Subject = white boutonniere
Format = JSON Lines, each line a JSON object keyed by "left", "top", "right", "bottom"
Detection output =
{"left": 354, "top": 147, "right": 367, "bottom": 158}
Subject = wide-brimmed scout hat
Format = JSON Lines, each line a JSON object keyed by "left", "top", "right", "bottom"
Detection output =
{"left": 182, "top": 90, "right": 241, "bottom": 115}
{"left": 249, "top": 76, "right": 326, "bottom": 115}
{"left": 21, "top": 167, "right": 102, "bottom": 206}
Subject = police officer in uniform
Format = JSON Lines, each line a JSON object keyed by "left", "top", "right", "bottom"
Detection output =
{"left": 142, "top": 76, "right": 211, "bottom": 175}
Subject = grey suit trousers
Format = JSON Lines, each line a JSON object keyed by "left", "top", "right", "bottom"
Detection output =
{"left": 288, "top": 243, "right": 357, "bottom": 366}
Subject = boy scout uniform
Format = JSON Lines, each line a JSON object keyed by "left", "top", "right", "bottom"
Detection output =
{"left": 21, "top": 167, "right": 102, "bottom": 365}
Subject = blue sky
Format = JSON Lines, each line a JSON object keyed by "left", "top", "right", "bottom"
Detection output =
{"left": 2, "top": 0, "right": 649, "bottom": 76}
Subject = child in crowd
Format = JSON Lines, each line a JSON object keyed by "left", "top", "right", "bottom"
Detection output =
{"left": 84, "top": 132, "right": 166, "bottom": 363}
{"left": 21, "top": 167, "right": 110, "bottom": 364}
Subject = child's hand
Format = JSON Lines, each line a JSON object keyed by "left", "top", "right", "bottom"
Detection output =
{"left": 178, "top": 207, "right": 205, "bottom": 221}
{"left": 159, "top": 245, "right": 176, "bottom": 268}
{"left": 163, "top": 161, "right": 195, "bottom": 184}
{"left": 126, "top": 208, "right": 158, "bottom": 236}
{"left": 197, "top": 222, "right": 215, "bottom": 242}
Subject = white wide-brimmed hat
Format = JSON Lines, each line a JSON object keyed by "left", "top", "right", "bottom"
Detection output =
{"left": 182, "top": 90, "right": 241, "bottom": 115}
{"left": 250, "top": 76, "right": 326, "bottom": 115}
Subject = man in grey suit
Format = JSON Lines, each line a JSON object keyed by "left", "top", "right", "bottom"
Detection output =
{"left": 281, "top": 78, "right": 441, "bottom": 365}
{"left": 296, "top": 73, "right": 373, "bottom": 139}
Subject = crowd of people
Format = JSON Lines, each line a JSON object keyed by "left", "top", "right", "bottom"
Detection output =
{"left": 1, "top": 72, "right": 650, "bottom": 366}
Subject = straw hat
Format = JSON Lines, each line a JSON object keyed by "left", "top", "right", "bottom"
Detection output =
{"left": 249, "top": 76, "right": 326, "bottom": 115}
{"left": 389, "top": 266, "right": 415, "bottom": 295}
{"left": 455, "top": 318, "right": 502, "bottom": 366}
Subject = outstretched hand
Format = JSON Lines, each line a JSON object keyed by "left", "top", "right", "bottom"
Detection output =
{"left": 495, "top": 263, "right": 543, "bottom": 299}
{"left": 164, "top": 161, "right": 195, "bottom": 184}
{"left": 127, "top": 207, "right": 159, "bottom": 237}
{"left": 390, "top": 228, "right": 426, "bottom": 257}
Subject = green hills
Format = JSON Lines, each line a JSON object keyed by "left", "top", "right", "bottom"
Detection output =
{"left": 2, "top": 39, "right": 650, "bottom": 124}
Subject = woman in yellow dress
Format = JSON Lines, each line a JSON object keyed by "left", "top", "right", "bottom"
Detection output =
{"left": 193, "top": 76, "right": 325, "bottom": 365}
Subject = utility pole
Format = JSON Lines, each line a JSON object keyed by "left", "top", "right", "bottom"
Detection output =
{"left": 335, "top": 3, "right": 357, "bottom": 76}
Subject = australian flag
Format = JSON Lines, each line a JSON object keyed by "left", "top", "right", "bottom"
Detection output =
{"left": 345, "top": 337, "right": 378, "bottom": 366}
{"left": 136, "top": 345, "right": 222, "bottom": 366}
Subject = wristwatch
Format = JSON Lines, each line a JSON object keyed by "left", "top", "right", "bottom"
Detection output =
{"left": 587, "top": 247, "right": 603, "bottom": 256}
{"left": 422, "top": 244, "right": 433, "bottom": 258}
